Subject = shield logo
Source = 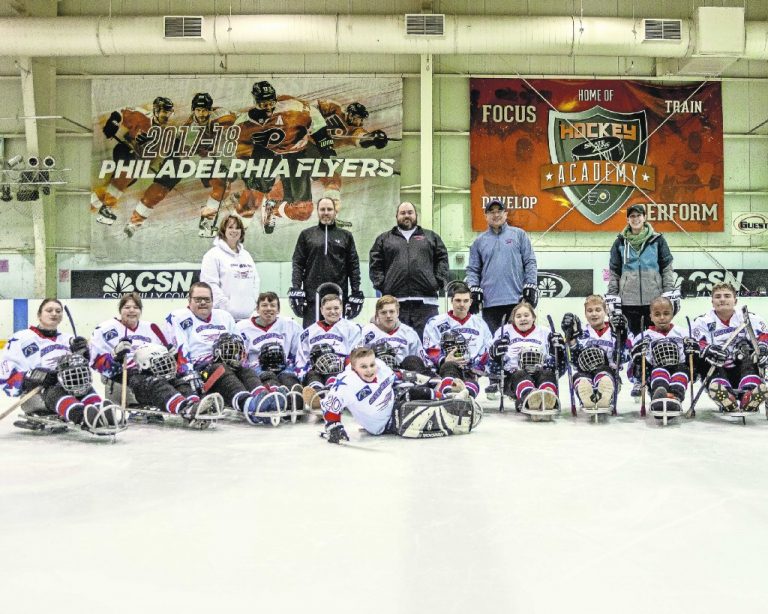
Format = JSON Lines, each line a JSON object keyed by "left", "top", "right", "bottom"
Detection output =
{"left": 548, "top": 106, "right": 648, "bottom": 224}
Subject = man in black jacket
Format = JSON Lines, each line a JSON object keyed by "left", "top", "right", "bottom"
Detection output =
{"left": 289, "top": 198, "right": 363, "bottom": 328}
{"left": 369, "top": 202, "right": 449, "bottom": 338}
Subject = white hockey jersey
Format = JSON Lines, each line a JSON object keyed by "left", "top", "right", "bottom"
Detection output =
{"left": 0, "top": 327, "right": 74, "bottom": 396}
{"left": 90, "top": 317, "right": 167, "bottom": 377}
{"left": 692, "top": 308, "right": 768, "bottom": 368}
{"left": 572, "top": 323, "right": 623, "bottom": 370}
{"left": 423, "top": 311, "right": 492, "bottom": 372}
{"left": 165, "top": 307, "right": 238, "bottom": 370}
{"left": 360, "top": 322, "right": 427, "bottom": 366}
{"left": 296, "top": 319, "right": 362, "bottom": 375}
{"left": 321, "top": 359, "right": 396, "bottom": 435}
{"left": 493, "top": 323, "right": 551, "bottom": 372}
{"left": 629, "top": 325, "right": 687, "bottom": 367}
{"left": 236, "top": 316, "right": 301, "bottom": 370}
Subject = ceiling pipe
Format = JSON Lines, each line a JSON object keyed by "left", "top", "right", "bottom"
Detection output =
{"left": 0, "top": 15, "right": 763, "bottom": 60}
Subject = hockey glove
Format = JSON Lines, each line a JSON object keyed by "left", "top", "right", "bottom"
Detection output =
{"left": 609, "top": 312, "right": 628, "bottom": 336}
{"left": 604, "top": 294, "right": 622, "bottom": 314}
{"left": 102, "top": 111, "right": 122, "bottom": 139}
{"left": 69, "top": 336, "right": 90, "bottom": 360}
{"left": 757, "top": 342, "right": 768, "bottom": 367}
{"left": 324, "top": 421, "right": 349, "bottom": 444}
{"left": 630, "top": 339, "right": 648, "bottom": 364}
{"left": 469, "top": 286, "right": 484, "bottom": 315}
{"left": 701, "top": 344, "right": 728, "bottom": 368}
{"left": 682, "top": 337, "right": 700, "bottom": 357}
{"left": 313, "top": 127, "right": 337, "bottom": 158}
{"left": 22, "top": 368, "right": 57, "bottom": 392}
{"left": 112, "top": 339, "right": 132, "bottom": 363}
{"left": 662, "top": 289, "right": 682, "bottom": 316}
{"left": 521, "top": 283, "right": 538, "bottom": 308}
{"left": 549, "top": 332, "right": 565, "bottom": 352}
{"left": 561, "top": 313, "right": 582, "bottom": 342}
{"left": 489, "top": 336, "right": 510, "bottom": 361}
{"left": 360, "top": 130, "right": 388, "bottom": 150}
{"left": 345, "top": 291, "right": 365, "bottom": 320}
{"left": 288, "top": 287, "right": 307, "bottom": 319}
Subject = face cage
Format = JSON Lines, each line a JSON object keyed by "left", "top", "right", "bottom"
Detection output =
{"left": 577, "top": 346, "right": 609, "bottom": 373}
{"left": 443, "top": 341, "right": 468, "bottom": 360}
{"left": 260, "top": 346, "right": 287, "bottom": 373}
{"left": 57, "top": 363, "right": 93, "bottom": 396}
{"left": 519, "top": 349, "right": 545, "bottom": 374}
{"left": 149, "top": 351, "right": 177, "bottom": 379}
{"left": 377, "top": 352, "right": 398, "bottom": 370}
{"left": 314, "top": 352, "right": 344, "bottom": 376}
{"left": 215, "top": 338, "right": 245, "bottom": 367}
{"left": 650, "top": 340, "right": 681, "bottom": 367}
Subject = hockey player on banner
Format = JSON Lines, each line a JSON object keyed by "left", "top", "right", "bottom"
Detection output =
{"left": 628, "top": 296, "right": 697, "bottom": 425}
{"left": 236, "top": 291, "right": 306, "bottom": 420}
{"left": 320, "top": 347, "right": 481, "bottom": 443}
{"left": 422, "top": 282, "right": 492, "bottom": 399}
{"left": 490, "top": 301, "right": 565, "bottom": 420}
{"left": 691, "top": 282, "right": 768, "bottom": 417}
{"left": 561, "top": 295, "right": 628, "bottom": 418}
{"left": 0, "top": 299, "right": 127, "bottom": 437}
{"left": 165, "top": 282, "right": 287, "bottom": 426}
{"left": 92, "top": 96, "right": 175, "bottom": 227}
{"left": 90, "top": 292, "right": 223, "bottom": 428}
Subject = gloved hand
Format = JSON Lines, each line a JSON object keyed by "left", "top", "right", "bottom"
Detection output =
{"left": 112, "top": 339, "right": 132, "bottom": 363}
{"left": 630, "top": 339, "right": 648, "bottom": 363}
{"left": 324, "top": 421, "right": 349, "bottom": 444}
{"left": 521, "top": 283, "right": 538, "bottom": 308}
{"left": 757, "top": 342, "right": 768, "bottom": 367}
{"left": 662, "top": 289, "right": 682, "bottom": 316}
{"left": 609, "top": 312, "right": 627, "bottom": 335}
{"left": 469, "top": 286, "right": 483, "bottom": 315}
{"left": 561, "top": 313, "right": 582, "bottom": 342}
{"left": 701, "top": 344, "right": 728, "bottom": 367}
{"left": 69, "top": 336, "right": 90, "bottom": 360}
{"left": 102, "top": 111, "right": 122, "bottom": 139}
{"left": 22, "top": 368, "right": 57, "bottom": 392}
{"left": 345, "top": 291, "right": 365, "bottom": 320}
{"left": 135, "top": 132, "right": 150, "bottom": 147}
{"left": 360, "top": 129, "right": 388, "bottom": 150}
{"left": 604, "top": 294, "right": 622, "bottom": 314}
{"left": 549, "top": 332, "right": 565, "bottom": 351}
{"left": 489, "top": 336, "right": 509, "bottom": 361}
{"left": 288, "top": 287, "right": 306, "bottom": 318}
{"left": 682, "top": 337, "right": 699, "bottom": 357}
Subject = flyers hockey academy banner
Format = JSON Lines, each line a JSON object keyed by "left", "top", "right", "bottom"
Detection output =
{"left": 91, "top": 77, "right": 402, "bottom": 263}
{"left": 470, "top": 79, "right": 723, "bottom": 233}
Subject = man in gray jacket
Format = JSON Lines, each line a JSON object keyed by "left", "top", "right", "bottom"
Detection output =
{"left": 369, "top": 202, "right": 449, "bottom": 338}
{"left": 466, "top": 200, "right": 538, "bottom": 335}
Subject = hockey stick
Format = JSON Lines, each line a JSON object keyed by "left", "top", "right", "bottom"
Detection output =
{"left": 640, "top": 316, "right": 647, "bottom": 417}
{"left": 546, "top": 315, "right": 567, "bottom": 416}
{"left": 0, "top": 386, "right": 42, "bottom": 423}
{"left": 149, "top": 322, "right": 171, "bottom": 349}
{"left": 63, "top": 304, "right": 77, "bottom": 337}
{"left": 685, "top": 316, "right": 697, "bottom": 418}
{"left": 690, "top": 322, "right": 747, "bottom": 411}
{"left": 120, "top": 325, "right": 129, "bottom": 412}
{"left": 741, "top": 305, "right": 765, "bottom": 379}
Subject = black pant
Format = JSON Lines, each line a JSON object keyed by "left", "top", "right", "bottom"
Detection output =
{"left": 196, "top": 363, "right": 262, "bottom": 407}
{"left": 128, "top": 371, "right": 196, "bottom": 411}
{"left": 397, "top": 300, "right": 438, "bottom": 339}
{"left": 482, "top": 304, "right": 516, "bottom": 336}
{"left": 623, "top": 305, "right": 651, "bottom": 337}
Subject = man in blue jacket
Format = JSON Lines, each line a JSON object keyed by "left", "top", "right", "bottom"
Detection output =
{"left": 466, "top": 200, "right": 538, "bottom": 335}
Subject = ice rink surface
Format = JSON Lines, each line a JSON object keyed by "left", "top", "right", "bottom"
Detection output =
{"left": 2, "top": 382, "right": 768, "bottom": 614}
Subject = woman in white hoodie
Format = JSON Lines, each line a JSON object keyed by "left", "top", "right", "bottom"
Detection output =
{"left": 200, "top": 214, "right": 260, "bottom": 321}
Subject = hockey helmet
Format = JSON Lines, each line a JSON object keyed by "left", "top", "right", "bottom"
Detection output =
{"left": 310, "top": 343, "right": 344, "bottom": 376}
{"left": 191, "top": 92, "right": 213, "bottom": 111}
{"left": 134, "top": 343, "right": 176, "bottom": 379}
{"left": 252, "top": 81, "right": 277, "bottom": 103}
{"left": 259, "top": 342, "right": 287, "bottom": 373}
{"left": 56, "top": 353, "right": 92, "bottom": 396}
{"left": 213, "top": 333, "right": 246, "bottom": 368}
{"left": 152, "top": 96, "right": 174, "bottom": 113}
{"left": 650, "top": 339, "right": 681, "bottom": 367}
{"left": 346, "top": 102, "right": 369, "bottom": 121}
{"left": 519, "top": 346, "right": 545, "bottom": 374}
{"left": 371, "top": 340, "right": 398, "bottom": 369}
{"left": 440, "top": 331, "right": 468, "bottom": 359}
{"left": 576, "top": 346, "right": 609, "bottom": 373}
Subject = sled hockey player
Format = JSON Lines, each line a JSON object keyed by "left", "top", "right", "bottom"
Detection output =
{"left": 236, "top": 291, "right": 305, "bottom": 413}
{"left": 90, "top": 292, "right": 223, "bottom": 428}
{"left": 296, "top": 293, "right": 362, "bottom": 408}
{"left": 691, "top": 282, "right": 768, "bottom": 413}
{"left": 165, "top": 282, "right": 285, "bottom": 426}
{"left": 490, "top": 301, "right": 565, "bottom": 417}
{"left": 92, "top": 96, "right": 175, "bottom": 227}
{"left": 361, "top": 295, "right": 429, "bottom": 373}
{"left": 561, "top": 294, "right": 628, "bottom": 413}
{"left": 628, "top": 295, "right": 696, "bottom": 420}
{"left": 0, "top": 299, "right": 126, "bottom": 436}
{"left": 422, "top": 282, "right": 492, "bottom": 398}
{"left": 320, "top": 347, "right": 480, "bottom": 443}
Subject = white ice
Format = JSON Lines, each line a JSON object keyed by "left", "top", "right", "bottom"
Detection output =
{"left": 2, "top": 382, "right": 767, "bottom": 614}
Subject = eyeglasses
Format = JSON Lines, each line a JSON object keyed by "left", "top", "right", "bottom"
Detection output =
{"left": 191, "top": 297, "right": 212, "bottom": 304}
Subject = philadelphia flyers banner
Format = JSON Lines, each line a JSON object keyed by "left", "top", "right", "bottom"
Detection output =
{"left": 470, "top": 79, "right": 723, "bottom": 233}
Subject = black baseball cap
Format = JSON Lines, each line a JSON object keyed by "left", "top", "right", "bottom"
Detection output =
{"left": 484, "top": 200, "right": 504, "bottom": 213}
{"left": 626, "top": 204, "right": 646, "bottom": 217}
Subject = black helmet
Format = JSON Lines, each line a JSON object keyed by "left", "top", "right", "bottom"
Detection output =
{"left": 191, "top": 92, "right": 213, "bottom": 111}
{"left": 310, "top": 343, "right": 343, "bottom": 375}
{"left": 153, "top": 96, "right": 174, "bottom": 113}
{"left": 259, "top": 343, "right": 287, "bottom": 373}
{"left": 440, "top": 330, "right": 468, "bottom": 359}
{"left": 371, "top": 340, "right": 397, "bottom": 369}
{"left": 346, "top": 102, "right": 369, "bottom": 120}
{"left": 213, "top": 333, "right": 245, "bottom": 368}
{"left": 251, "top": 81, "right": 276, "bottom": 103}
